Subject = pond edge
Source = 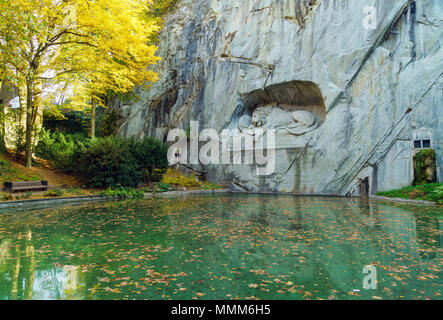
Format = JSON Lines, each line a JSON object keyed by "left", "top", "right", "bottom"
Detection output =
{"left": 369, "top": 195, "right": 437, "bottom": 206}
{"left": 1, "top": 191, "right": 438, "bottom": 210}
{"left": 0, "top": 189, "right": 232, "bottom": 210}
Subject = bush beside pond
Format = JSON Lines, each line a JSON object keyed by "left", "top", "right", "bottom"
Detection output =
{"left": 36, "top": 129, "right": 90, "bottom": 170}
{"left": 75, "top": 136, "right": 168, "bottom": 189}
{"left": 161, "top": 169, "right": 222, "bottom": 190}
{"left": 35, "top": 130, "right": 169, "bottom": 189}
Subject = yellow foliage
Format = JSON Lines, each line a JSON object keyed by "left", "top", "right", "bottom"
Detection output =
{"left": 161, "top": 169, "right": 222, "bottom": 190}
{"left": 161, "top": 169, "right": 202, "bottom": 188}
{"left": 0, "top": 0, "right": 162, "bottom": 166}
{"left": 0, "top": 0, "right": 162, "bottom": 110}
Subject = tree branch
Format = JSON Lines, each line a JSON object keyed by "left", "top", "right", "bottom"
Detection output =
{"left": 36, "top": 69, "right": 78, "bottom": 80}
{"left": 47, "top": 41, "right": 98, "bottom": 48}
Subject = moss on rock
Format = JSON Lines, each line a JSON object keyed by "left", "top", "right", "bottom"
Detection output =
{"left": 413, "top": 149, "right": 436, "bottom": 186}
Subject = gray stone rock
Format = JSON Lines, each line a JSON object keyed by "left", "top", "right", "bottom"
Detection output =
{"left": 118, "top": 0, "right": 442, "bottom": 195}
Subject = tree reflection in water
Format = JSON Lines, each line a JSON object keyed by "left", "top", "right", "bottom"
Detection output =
{"left": 0, "top": 195, "right": 441, "bottom": 300}
{"left": 0, "top": 231, "right": 85, "bottom": 300}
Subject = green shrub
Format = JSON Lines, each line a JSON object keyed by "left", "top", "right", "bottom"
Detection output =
{"left": 65, "top": 187, "right": 84, "bottom": 195}
{"left": 161, "top": 169, "right": 202, "bottom": 187}
{"left": 36, "top": 129, "right": 90, "bottom": 169}
{"left": 129, "top": 136, "right": 169, "bottom": 182}
{"left": 14, "top": 192, "right": 32, "bottom": 200}
{"left": 44, "top": 188, "right": 65, "bottom": 197}
{"left": 99, "top": 187, "right": 144, "bottom": 199}
{"left": 160, "top": 169, "right": 221, "bottom": 190}
{"left": 0, "top": 192, "right": 14, "bottom": 201}
{"left": 429, "top": 186, "right": 443, "bottom": 204}
{"left": 43, "top": 109, "right": 90, "bottom": 136}
{"left": 377, "top": 183, "right": 443, "bottom": 204}
{"left": 151, "top": 168, "right": 167, "bottom": 183}
{"left": 75, "top": 135, "right": 168, "bottom": 188}
{"left": 101, "top": 110, "right": 119, "bottom": 137}
{"left": 75, "top": 136, "right": 141, "bottom": 188}
{"left": 155, "top": 182, "right": 176, "bottom": 192}
{"left": 37, "top": 131, "right": 168, "bottom": 189}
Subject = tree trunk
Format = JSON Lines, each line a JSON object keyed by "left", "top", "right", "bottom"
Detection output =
{"left": 0, "top": 101, "right": 4, "bottom": 152}
{"left": 30, "top": 80, "right": 42, "bottom": 151}
{"left": 90, "top": 97, "right": 96, "bottom": 138}
{"left": 17, "top": 85, "right": 27, "bottom": 154}
{"left": 24, "top": 78, "right": 34, "bottom": 169}
{"left": 0, "top": 80, "right": 5, "bottom": 150}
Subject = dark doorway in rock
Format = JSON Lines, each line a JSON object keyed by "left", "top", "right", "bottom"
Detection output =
{"left": 359, "top": 177, "right": 370, "bottom": 196}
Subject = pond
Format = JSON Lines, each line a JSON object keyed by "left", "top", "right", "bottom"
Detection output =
{"left": 0, "top": 194, "right": 442, "bottom": 300}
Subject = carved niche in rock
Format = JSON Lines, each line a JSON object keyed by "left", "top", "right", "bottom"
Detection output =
{"left": 226, "top": 80, "right": 326, "bottom": 149}
{"left": 238, "top": 105, "right": 319, "bottom": 136}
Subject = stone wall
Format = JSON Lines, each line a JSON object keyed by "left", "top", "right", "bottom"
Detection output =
{"left": 118, "top": 0, "right": 443, "bottom": 195}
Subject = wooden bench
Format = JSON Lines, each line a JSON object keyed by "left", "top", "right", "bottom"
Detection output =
{"left": 3, "top": 181, "right": 48, "bottom": 193}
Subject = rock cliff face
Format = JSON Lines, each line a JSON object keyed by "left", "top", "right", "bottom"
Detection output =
{"left": 118, "top": 0, "right": 442, "bottom": 195}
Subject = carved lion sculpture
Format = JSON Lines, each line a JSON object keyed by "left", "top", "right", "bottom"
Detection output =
{"left": 245, "top": 106, "right": 318, "bottom": 136}
{"left": 238, "top": 114, "right": 252, "bottom": 132}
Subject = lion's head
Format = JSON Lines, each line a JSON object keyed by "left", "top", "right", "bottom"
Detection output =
{"left": 251, "top": 107, "right": 272, "bottom": 127}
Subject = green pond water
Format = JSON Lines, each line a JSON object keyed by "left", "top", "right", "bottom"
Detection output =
{"left": 0, "top": 194, "right": 442, "bottom": 300}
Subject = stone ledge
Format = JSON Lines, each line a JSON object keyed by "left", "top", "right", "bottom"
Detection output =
{"left": 369, "top": 195, "right": 437, "bottom": 206}
{"left": 0, "top": 195, "right": 105, "bottom": 210}
{"left": 2, "top": 191, "right": 436, "bottom": 211}
{"left": 144, "top": 189, "right": 231, "bottom": 199}
{"left": 230, "top": 191, "right": 350, "bottom": 198}
{"left": 0, "top": 190, "right": 232, "bottom": 210}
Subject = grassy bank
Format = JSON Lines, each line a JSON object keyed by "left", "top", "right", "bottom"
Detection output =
{"left": 377, "top": 183, "right": 443, "bottom": 204}
{"left": 1, "top": 154, "right": 222, "bottom": 203}
{"left": 0, "top": 155, "right": 42, "bottom": 182}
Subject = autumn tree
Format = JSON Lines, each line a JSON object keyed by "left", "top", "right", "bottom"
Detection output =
{"left": 0, "top": 0, "right": 160, "bottom": 168}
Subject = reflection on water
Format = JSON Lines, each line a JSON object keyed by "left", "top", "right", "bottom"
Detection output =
{"left": 0, "top": 194, "right": 442, "bottom": 300}
{"left": 0, "top": 232, "right": 85, "bottom": 300}
{"left": 31, "top": 265, "right": 85, "bottom": 300}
